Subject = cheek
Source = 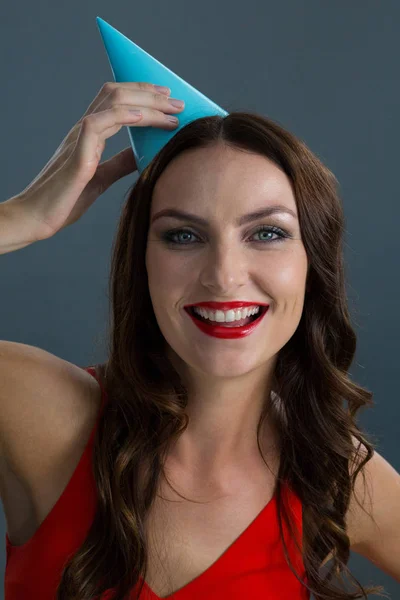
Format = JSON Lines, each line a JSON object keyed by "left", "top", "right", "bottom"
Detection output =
{"left": 147, "top": 243, "right": 190, "bottom": 273}
{"left": 271, "top": 262, "right": 307, "bottom": 324}
{"left": 280, "top": 246, "right": 307, "bottom": 279}
{"left": 258, "top": 252, "right": 307, "bottom": 291}
{"left": 146, "top": 246, "right": 189, "bottom": 297}
{"left": 276, "top": 264, "right": 305, "bottom": 289}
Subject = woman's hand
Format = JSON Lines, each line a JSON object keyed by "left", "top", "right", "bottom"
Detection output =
{"left": 14, "top": 81, "right": 184, "bottom": 240}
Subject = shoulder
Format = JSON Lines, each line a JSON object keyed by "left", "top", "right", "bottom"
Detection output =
{"left": 0, "top": 340, "right": 102, "bottom": 482}
{"left": 346, "top": 435, "right": 400, "bottom": 580}
{"left": 315, "top": 436, "right": 400, "bottom": 577}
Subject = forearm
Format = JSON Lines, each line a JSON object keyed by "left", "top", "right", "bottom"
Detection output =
{"left": 0, "top": 196, "right": 43, "bottom": 255}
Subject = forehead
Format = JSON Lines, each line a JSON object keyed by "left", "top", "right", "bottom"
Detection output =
{"left": 152, "top": 144, "right": 296, "bottom": 212}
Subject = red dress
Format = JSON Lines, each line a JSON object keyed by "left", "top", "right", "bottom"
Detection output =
{"left": 4, "top": 366, "right": 310, "bottom": 599}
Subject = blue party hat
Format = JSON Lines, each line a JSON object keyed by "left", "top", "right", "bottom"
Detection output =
{"left": 96, "top": 17, "right": 229, "bottom": 174}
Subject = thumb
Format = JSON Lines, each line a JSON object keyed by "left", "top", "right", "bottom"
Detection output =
{"left": 97, "top": 147, "right": 137, "bottom": 192}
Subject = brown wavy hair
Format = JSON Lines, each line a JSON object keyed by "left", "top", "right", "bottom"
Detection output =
{"left": 56, "top": 111, "right": 389, "bottom": 599}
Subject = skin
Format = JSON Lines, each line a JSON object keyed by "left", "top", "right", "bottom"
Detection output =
{"left": 145, "top": 143, "right": 309, "bottom": 492}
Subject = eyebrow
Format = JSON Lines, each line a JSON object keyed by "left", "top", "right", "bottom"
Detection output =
{"left": 151, "top": 205, "right": 298, "bottom": 227}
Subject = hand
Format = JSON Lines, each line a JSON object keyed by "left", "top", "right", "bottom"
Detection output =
{"left": 15, "top": 81, "right": 184, "bottom": 239}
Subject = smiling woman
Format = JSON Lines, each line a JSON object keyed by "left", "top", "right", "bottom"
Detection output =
{"left": 45, "top": 110, "right": 396, "bottom": 600}
{"left": 2, "top": 109, "right": 399, "bottom": 600}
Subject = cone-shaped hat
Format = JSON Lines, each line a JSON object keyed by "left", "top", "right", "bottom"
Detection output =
{"left": 96, "top": 17, "right": 229, "bottom": 174}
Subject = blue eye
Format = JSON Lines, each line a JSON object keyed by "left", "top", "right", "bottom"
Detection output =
{"left": 162, "top": 225, "right": 289, "bottom": 246}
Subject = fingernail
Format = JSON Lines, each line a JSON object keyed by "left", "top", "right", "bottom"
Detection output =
{"left": 168, "top": 98, "right": 184, "bottom": 108}
{"left": 155, "top": 85, "right": 171, "bottom": 95}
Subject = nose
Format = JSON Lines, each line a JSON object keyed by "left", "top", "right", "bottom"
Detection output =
{"left": 198, "top": 242, "right": 248, "bottom": 294}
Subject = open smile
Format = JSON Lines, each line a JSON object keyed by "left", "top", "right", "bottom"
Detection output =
{"left": 184, "top": 305, "right": 269, "bottom": 339}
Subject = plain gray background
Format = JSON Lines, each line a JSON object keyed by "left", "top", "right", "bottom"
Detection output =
{"left": 1, "top": 1, "right": 399, "bottom": 597}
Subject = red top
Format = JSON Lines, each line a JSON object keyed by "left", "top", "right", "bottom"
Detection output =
{"left": 4, "top": 366, "right": 310, "bottom": 599}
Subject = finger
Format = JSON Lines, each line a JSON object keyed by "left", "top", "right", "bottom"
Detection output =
{"left": 94, "top": 88, "right": 182, "bottom": 119}
{"left": 82, "top": 81, "right": 169, "bottom": 118}
{"left": 96, "top": 147, "right": 137, "bottom": 192}
{"left": 80, "top": 104, "right": 178, "bottom": 155}
{"left": 71, "top": 105, "right": 178, "bottom": 180}
{"left": 71, "top": 106, "right": 142, "bottom": 173}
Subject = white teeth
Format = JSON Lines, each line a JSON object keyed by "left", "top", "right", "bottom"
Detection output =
{"left": 193, "top": 305, "right": 260, "bottom": 322}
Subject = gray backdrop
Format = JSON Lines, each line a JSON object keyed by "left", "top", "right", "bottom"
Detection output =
{"left": 1, "top": 1, "right": 399, "bottom": 597}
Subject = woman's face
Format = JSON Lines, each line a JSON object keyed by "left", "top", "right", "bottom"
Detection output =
{"left": 145, "top": 143, "right": 308, "bottom": 379}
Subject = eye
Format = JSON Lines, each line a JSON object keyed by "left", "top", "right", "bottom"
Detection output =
{"left": 161, "top": 225, "right": 290, "bottom": 246}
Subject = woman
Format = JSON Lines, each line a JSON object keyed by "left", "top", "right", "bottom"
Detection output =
{"left": 1, "top": 81, "right": 399, "bottom": 599}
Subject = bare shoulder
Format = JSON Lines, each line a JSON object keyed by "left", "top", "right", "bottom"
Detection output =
{"left": 345, "top": 435, "right": 400, "bottom": 581}
{"left": 0, "top": 340, "right": 102, "bottom": 484}
{"left": 346, "top": 435, "right": 399, "bottom": 548}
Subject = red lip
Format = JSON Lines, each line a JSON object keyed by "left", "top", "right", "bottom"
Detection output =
{"left": 184, "top": 301, "right": 269, "bottom": 311}
{"left": 185, "top": 304, "right": 269, "bottom": 339}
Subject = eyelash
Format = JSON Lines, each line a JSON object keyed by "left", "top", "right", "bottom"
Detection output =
{"left": 161, "top": 225, "right": 290, "bottom": 247}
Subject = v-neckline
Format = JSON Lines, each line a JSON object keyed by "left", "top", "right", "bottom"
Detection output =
{"left": 139, "top": 490, "right": 278, "bottom": 599}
